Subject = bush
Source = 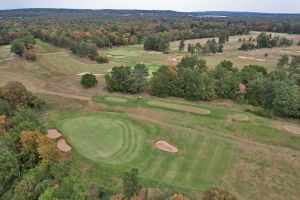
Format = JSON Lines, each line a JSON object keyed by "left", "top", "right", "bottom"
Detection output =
{"left": 0, "top": 99, "right": 14, "bottom": 117}
{"left": 202, "top": 187, "right": 237, "bottom": 200}
{"left": 25, "top": 49, "right": 37, "bottom": 61}
{"left": 81, "top": 74, "right": 98, "bottom": 88}
{"left": 96, "top": 56, "right": 109, "bottom": 63}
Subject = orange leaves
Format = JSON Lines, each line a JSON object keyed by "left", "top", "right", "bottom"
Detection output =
{"left": 25, "top": 49, "right": 37, "bottom": 60}
{"left": 20, "top": 131, "right": 59, "bottom": 166}
{"left": 169, "top": 193, "right": 189, "bottom": 200}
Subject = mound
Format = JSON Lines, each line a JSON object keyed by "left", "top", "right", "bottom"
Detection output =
{"left": 283, "top": 124, "right": 300, "bottom": 135}
{"left": 155, "top": 140, "right": 178, "bottom": 153}
{"left": 47, "top": 129, "right": 62, "bottom": 139}
{"left": 105, "top": 96, "right": 127, "bottom": 103}
{"left": 77, "top": 72, "right": 104, "bottom": 76}
{"left": 60, "top": 113, "right": 144, "bottom": 164}
{"left": 230, "top": 114, "right": 250, "bottom": 122}
{"left": 57, "top": 139, "right": 72, "bottom": 152}
{"left": 147, "top": 100, "right": 210, "bottom": 115}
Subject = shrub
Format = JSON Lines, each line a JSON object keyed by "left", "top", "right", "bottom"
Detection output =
{"left": 25, "top": 49, "right": 37, "bottom": 61}
{"left": 96, "top": 56, "right": 109, "bottom": 63}
{"left": 0, "top": 99, "right": 14, "bottom": 117}
{"left": 81, "top": 74, "right": 98, "bottom": 88}
{"left": 202, "top": 187, "right": 237, "bottom": 200}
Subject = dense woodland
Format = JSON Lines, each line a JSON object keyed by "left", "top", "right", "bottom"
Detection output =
{"left": 1, "top": 9, "right": 300, "bottom": 54}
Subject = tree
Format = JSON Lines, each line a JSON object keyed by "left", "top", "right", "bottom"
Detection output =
{"left": 143, "top": 35, "right": 170, "bottom": 53}
{"left": 122, "top": 168, "right": 141, "bottom": 199}
{"left": 0, "top": 81, "right": 32, "bottom": 110}
{"left": 110, "top": 194, "right": 125, "bottom": 200}
{"left": 177, "top": 55, "right": 207, "bottom": 73}
{"left": 36, "top": 134, "right": 59, "bottom": 167}
{"left": 178, "top": 39, "right": 185, "bottom": 52}
{"left": 277, "top": 54, "right": 289, "bottom": 68}
{"left": 22, "top": 35, "right": 36, "bottom": 49}
{"left": 169, "top": 193, "right": 189, "bottom": 200}
{"left": 105, "top": 66, "right": 131, "bottom": 93}
{"left": 128, "top": 64, "right": 149, "bottom": 93}
{"left": 0, "top": 149, "right": 20, "bottom": 195}
{"left": 10, "top": 108, "right": 43, "bottom": 133}
{"left": 202, "top": 187, "right": 237, "bottom": 200}
{"left": 0, "top": 99, "right": 14, "bottom": 117}
{"left": 289, "top": 56, "right": 300, "bottom": 71}
{"left": 272, "top": 83, "right": 300, "bottom": 118}
{"left": 81, "top": 74, "right": 98, "bottom": 88}
{"left": 96, "top": 56, "right": 109, "bottom": 63}
{"left": 87, "top": 43, "right": 98, "bottom": 60}
{"left": 187, "top": 44, "right": 195, "bottom": 55}
{"left": 25, "top": 49, "right": 37, "bottom": 61}
{"left": 38, "top": 187, "right": 55, "bottom": 200}
{"left": 238, "top": 65, "right": 266, "bottom": 84}
{"left": 10, "top": 39, "right": 25, "bottom": 56}
{"left": 256, "top": 32, "right": 271, "bottom": 48}
{"left": 150, "top": 65, "right": 174, "bottom": 97}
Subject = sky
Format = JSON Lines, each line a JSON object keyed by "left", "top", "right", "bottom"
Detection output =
{"left": 1, "top": 0, "right": 300, "bottom": 13}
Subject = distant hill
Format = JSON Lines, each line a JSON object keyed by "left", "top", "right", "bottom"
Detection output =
{"left": 0, "top": 8, "right": 300, "bottom": 18}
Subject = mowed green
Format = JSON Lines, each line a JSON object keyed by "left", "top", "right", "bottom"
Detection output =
{"left": 59, "top": 111, "right": 234, "bottom": 189}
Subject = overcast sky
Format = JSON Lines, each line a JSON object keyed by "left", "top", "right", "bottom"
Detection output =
{"left": 1, "top": 0, "right": 300, "bottom": 13}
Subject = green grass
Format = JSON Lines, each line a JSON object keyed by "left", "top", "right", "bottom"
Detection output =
{"left": 54, "top": 111, "right": 234, "bottom": 190}
{"left": 93, "top": 94, "right": 300, "bottom": 151}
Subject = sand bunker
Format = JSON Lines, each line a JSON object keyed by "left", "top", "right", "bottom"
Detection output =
{"left": 47, "top": 129, "right": 62, "bottom": 139}
{"left": 238, "top": 56, "right": 266, "bottom": 62}
{"left": 229, "top": 114, "right": 250, "bottom": 122}
{"left": 283, "top": 124, "right": 300, "bottom": 136}
{"left": 77, "top": 72, "right": 104, "bottom": 76}
{"left": 105, "top": 97, "right": 127, "bottom": 103}
{"left": 57, "top": 139, "right": 72, "bottom": 152}
{"left": 280, "top": 50, "right": 292, "bottom": 53}
{"left": 147, "top": 101, "right": 210, "bottom": 115}
{"left": 155, "top": 140, "right": 178, "bottom": 153}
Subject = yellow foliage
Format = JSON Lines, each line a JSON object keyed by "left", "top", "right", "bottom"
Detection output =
{"left": 169, "top": 193, "right": 189, "bottom": 200}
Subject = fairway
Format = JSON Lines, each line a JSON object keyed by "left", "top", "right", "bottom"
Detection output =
{"left": 58, "top": 111, "right": 235, "bottom": 189}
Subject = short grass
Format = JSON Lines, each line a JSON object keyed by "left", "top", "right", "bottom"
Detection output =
{"left": 46, "top": 93, "right": 300, "bottom": 199}
{"left": 54, "top": 111, "right": 235, "bottom": 190}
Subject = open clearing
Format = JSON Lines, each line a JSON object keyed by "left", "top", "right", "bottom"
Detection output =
{"left": 147, "top": 100, "right": 211, "bottom": 114}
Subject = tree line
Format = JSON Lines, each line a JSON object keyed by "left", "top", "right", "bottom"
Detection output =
{"left": 0, "top": 82, "right": 89, "bottom": 200}
{"left": 105, "top": 55, "right": 300, "bottom": 119}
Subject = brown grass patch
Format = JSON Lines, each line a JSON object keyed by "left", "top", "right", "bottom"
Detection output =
{"left": 282, "top": 124, "right": 300, "bottom": 136}
{"left": 147, "top": 100, "right": 210, "bottom": 115}
{"left": 57, "top": 139, "right": 72, "bottom": 152}
{"left": 155, "top": 140, "right": 178, "bottom": 153}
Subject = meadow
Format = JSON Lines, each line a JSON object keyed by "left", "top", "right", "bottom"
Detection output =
{"left": 1, "top": 32, "right": 300, "bottom": 199}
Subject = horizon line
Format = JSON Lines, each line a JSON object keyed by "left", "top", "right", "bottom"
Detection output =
{"left": 0, "top": 8, "right": 300, "bottom": 15}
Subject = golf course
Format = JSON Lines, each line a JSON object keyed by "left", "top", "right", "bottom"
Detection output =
{"left": 1, "top": 30, "right": 300, "bottom": 199}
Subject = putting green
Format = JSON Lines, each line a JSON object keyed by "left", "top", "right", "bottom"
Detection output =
{"left": 60, "top": 112, "right": 144, "bottom": 164}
